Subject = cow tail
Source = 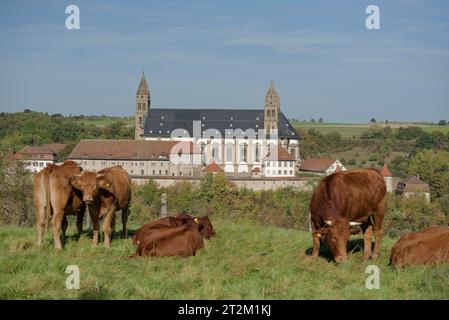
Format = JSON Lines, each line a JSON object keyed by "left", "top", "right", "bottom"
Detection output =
{"left": 44, "top": 167, "right": 52, "bottom": 230}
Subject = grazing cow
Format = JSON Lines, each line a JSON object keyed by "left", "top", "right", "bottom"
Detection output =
{"left": 132, "top": 224, "right": 205, "bottom": 258}
{"left": 33, "top": 160, "right": 85, "bottom": 249}
{"left": 310, "top": 168, "right": 387, "bottom": 262}
{"left": 70, "top": 165, "right": 131, "bottom": 247}
{"left": 390, "top": 227, "right": 449, "bottom": 267}
{"left": 132, "top": 214, "right": 215, "bottom": 246}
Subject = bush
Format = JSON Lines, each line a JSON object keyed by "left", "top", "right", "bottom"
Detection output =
{"left": 0, "top": 160, "right": 34, "bottom": 226}
{"left": 368, "top": 154, "right": 378, "bottom": 162}
{"left": 384, "top": 195, "right": 448, "bottom": 238}
{"left": 347, "top": 159, "right": 356, "bottom": 165}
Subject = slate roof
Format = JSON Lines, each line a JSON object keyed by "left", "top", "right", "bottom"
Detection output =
{"left": 136, "top": 72, "right": 149, "bottom": 96}
{"left": 143, "top": 108, "right": 299, "bottom": 140}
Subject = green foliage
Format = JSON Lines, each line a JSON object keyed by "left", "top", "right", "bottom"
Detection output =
{"left": 384, "top": 195, "right": 448, "bottom": 238}
{"left": 0, "top": 160, "right": 34, "bottom": 226}
{"left": 406, "top": 149, "right": 449, "bottom": 199}
{"left": 0, "top": 111, "right": 133, "bottom": 155}
{"left": 130, "top": 180, "right": 161, "bottom": 226}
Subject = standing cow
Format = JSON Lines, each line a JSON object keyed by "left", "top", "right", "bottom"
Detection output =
{"left": 69, "top": 165, "right": 131, "bottom": 247}
{"left": 33, "top": 160, "right": 86, "bottom": 249}
{"left": 310, "top": 168, "right": 387, "bottom": 262}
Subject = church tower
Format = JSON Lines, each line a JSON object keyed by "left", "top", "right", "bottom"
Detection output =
{"left": 263, "top": 81, "right": 280, "bottom": 136}
{"left": 135, "top": 71, "right": 150, "bottom": 140}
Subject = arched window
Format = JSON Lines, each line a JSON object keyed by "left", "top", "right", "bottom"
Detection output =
{"left": 255, "top": 143, "right": 260, "bottom": 162}
{"left": 226, "top": 143, "right": 233, "bottom": 162}
{"left": 240, "top": 143, "right": 248, "bottom": 163}
{"left": 139, "top": 116, "right": 142, "bottom": 124}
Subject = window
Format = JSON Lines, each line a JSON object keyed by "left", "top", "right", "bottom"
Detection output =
{"left": 284, "top": 170, "right": 287, "bottom": 175}
{"left": 255, "top": 144, "right": 260, "bottom": 162}
{"left": 152, "top": 170, "right": 155, "bottom": 175}
{"left": 226, "top": 144, "right": 233, "bottom": 162}
{"left": 240, "top": 143, "right": 248, "bottom": 163}
{"left": 267, "top": 161, "right": 270, "bottom": 167}
{"left": 278, "top": 170, "right": 281, "bottom": 175}
{"left": 141, "top": 170, "right": 144, "bottom": 175}
{"left": 290, "top": 162, "right": 293, "bottom": 167}
{"left": 131, "top": 170, "right": 133, "bottom": 174}
{"left": 289, "top": 170, "right": 293, "bottom": 175}
{"left": 159, "top": 170, "right": 162, "bottom": 175}
{"left": 267, "top": 170, "right": 271, "bottom": 175}
{"left": 165, "top": 170, "right": 168, "bottom": 175}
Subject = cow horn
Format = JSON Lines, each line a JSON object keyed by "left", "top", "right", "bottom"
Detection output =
{"left": 324, "top": 220, "right": 333, "bottom": 226}
{"left": 96, "top": 173, "right": 106, "bottom": 179}
{"left": 349, "top": 221, "right": 362, "bottom": 226}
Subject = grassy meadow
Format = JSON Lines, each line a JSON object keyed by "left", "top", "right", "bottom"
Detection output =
{"left": 291, "top": 121, "right": 449, "bottom": 138}
{"left": 1, "top": 216, "right": 448, "bottom": 300}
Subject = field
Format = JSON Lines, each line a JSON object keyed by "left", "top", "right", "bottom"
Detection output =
{"left": 1, "top": 216, "right": 449, "bottom": 300}
{"left": 291, "top": 121, "right": 449, "bottom": 138}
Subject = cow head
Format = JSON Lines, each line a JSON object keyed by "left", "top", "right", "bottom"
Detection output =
{"left": 321, "top": 219, "right": 362, "bottom": 263}
{"left": 69, "top": 171, "right": 101, "bottom": 204}
{"left": 195, "top": 216, "right": 216, "bottom": 239}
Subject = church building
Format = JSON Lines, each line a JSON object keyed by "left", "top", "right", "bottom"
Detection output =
{"left": 134, "top": 72, "right": 300, "bottom": 175}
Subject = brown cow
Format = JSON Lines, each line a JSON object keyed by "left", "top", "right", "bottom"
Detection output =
{"left": 70, "top": 165, "right": 131, "bottom": 247}
{"left": 390, "top": 227, "right": 449, "bottom": 267}
{"left": 132, "top": 214, "right": 215, "bottom": 246}
{"left": 132, "top": 224, "right": 205, "bottom": 258}
{"left": 310, "top": 168, "right": 387, "bottom": 262}
{"left": 33, "top": 160, "right": 86, "bottom": 249}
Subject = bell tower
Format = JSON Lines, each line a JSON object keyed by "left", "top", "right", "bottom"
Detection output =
{"left": 263, "top": 81, "right": 280, "bottom": 136}
{"left": 135, "top": 70, "right": 150, "bottom": 140}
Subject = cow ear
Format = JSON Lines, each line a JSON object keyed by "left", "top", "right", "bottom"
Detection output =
{"left": 96, "top": 173, "right": 106, "bottom": 179}
{"left": 69, "top": 174, "right": 82, "bottom": 187}
{"left": 324, "top": 220, "right": 333, "bottom": 226}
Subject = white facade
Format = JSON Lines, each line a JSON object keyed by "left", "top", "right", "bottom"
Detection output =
{"left": 263, "top": 160, "right": 296, "bottom": 177}
{"left": 21, "top": 160, "right": 53, "bottom": 173}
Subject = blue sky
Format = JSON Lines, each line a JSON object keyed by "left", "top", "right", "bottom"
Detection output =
{"left": 0, "top": 0, "right": 448, "bottom": 122}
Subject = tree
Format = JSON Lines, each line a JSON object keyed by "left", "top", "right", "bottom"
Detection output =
{"left": 438, "top": 119, "right": 447, "bottom": 126}
{"left": 370, "top": 118, "right": 377, "bottom": 123}
{"left": 310, "top": 118, "right": 316, "bottom": 123}
{"left": 318, "top": 117, "right": 324, "bottom": 123}
{"left": 407, "top": 149, "right": 449, "bottom": 199}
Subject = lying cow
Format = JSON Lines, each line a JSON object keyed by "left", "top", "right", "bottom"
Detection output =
{"left": 390, "top": 226, "right": 449, "bottom": 267}
{"left": 132, "top": 214, "right": 215, "bottom": 246}
{"left": 132, "top": 215, "right": 215, "bottom": 258}
{"left": 69, "top": 165, "right": 131, "bottom": 247}
{"left": 33, "top": 160, "right": 86, "bottom": 249}
{"left": 310, "top": 168, "right": 387, "bottom": 262}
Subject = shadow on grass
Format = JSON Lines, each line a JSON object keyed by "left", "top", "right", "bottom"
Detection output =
{"left": 305, "top": 238, "right": 373, "bottom": 262}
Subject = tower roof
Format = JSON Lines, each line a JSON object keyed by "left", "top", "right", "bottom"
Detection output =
{"left": 266, "top": 81, "right": 278, "bottom": 96}
{"left": 136, "top": 71, "right": 149, "bottom": 96}
{"left": 380, "top": 163, "right": 393, "bottom": 177}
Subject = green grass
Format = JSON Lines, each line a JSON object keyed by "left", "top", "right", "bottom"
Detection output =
{"left": 1, "top": 217, "right": 449, "bottom": 299}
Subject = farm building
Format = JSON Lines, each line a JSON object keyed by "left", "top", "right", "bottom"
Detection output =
{"left": 298, "top": 158, "right": 346, "bottom": 176}
{"left": 395, "top": 175, "right": 431, "bottom": 203}
{"left": 8, "top": 143, "right": 66, "bottom": 173}
{"left": 379, "top": 163, "right": 394, "bottom": 192}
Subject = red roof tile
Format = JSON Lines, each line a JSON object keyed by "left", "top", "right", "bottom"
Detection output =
{"left": 379, "top": 163, "right": 393, "bottom": 177}
{"left": 298, "top": 158, "right": 336, "bottom": 172}
{"left": 264, "top": 145, "right": 295, "bottom": 161}
{"left": 204, "top": 161, "right": 223, "bottom": 173}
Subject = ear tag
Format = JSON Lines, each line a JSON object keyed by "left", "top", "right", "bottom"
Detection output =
{"left": 194, "top": 217, "right": 199, "bottom": 224}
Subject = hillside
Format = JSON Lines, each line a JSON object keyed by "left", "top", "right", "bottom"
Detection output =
{"left": 1, "top": 216, "right": 448, "bottom": 299}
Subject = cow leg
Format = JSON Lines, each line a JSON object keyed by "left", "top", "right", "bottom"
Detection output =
{"left": 89, "top": 206, "right": 100, "bottom": 246}
{"left": 372, "top": 199, "right": 386, "bottom": 260}
{"left": 361, "top": 223, "right": 373, "bottom": 260}
{"left": 76, "top": 211, "right": 84, "bottom": 239}
{"left": 35, "top": 205, "right": 46, "bottom": 247}
{"left": 311, "top": 223, "right": 321, "bottom": 258}
{"left": 102, "top": 208, "right": 115, "bottom": 248}
{"left": 121, "top": 207, "right": 129, "bottom": 239}
{"left": 61, "top": 215, "right": 68, "bottom": 245}
{"left": 51, "top": 210, "right": 64, "bottom": 250}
